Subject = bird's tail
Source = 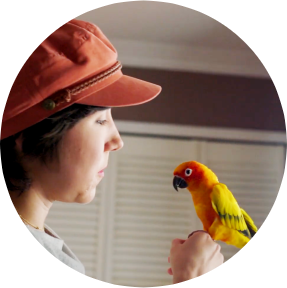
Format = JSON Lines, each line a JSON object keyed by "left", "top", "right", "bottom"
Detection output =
{"left": 241, "top": 208, "right": 258, "bottom": 238}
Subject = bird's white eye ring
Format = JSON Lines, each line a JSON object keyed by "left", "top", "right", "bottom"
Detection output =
{"left": 185, "top": 168, "right": 192, "bottom": 176}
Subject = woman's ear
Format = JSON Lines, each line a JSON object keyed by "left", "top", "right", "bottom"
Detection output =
{"left": 15, "top": 133, "right": 24, "bottom": 153}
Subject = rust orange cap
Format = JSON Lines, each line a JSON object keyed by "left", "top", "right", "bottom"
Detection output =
{"left": 1, "top": 19, "right": 162, "bottom": 140}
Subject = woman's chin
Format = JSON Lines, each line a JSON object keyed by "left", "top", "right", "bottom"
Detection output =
{"left": 75, "top": 187, "right": 97, "bottom": 204}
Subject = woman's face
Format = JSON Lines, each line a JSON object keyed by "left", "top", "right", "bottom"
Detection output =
{"left": 28, "top": 109, "right": 123, "bottom": 204}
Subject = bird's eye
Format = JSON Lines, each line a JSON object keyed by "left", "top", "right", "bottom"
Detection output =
{"left": 185, "top": 168, "right": 192, "bottom": 176}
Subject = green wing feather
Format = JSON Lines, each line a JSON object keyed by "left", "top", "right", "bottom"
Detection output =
{"left": 241, "top": 208, "right": 258, "bottom": 237}
{"left": 211, "top": 183, "right": 253, "bottom": 238}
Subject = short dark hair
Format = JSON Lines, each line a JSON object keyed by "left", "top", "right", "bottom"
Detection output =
{"left": 1, "top": 104, "right": 108, "bottom": 194}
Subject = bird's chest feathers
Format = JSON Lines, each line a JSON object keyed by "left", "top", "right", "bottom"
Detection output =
{"left": 189, "top": 186, "right": 217, "bottom": 229}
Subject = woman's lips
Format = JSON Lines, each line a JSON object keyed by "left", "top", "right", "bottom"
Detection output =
{"left": 98, "top": 168, "right": 105, "bottom": 177}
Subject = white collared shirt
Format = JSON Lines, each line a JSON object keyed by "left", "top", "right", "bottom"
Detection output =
{"left": 25, "top": 224, "right": 85, "bottom": 274}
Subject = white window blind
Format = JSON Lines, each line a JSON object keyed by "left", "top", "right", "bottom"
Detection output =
{"left": 104, "top": 136, "right": 201, "bottom": 287}
{"left": 45, "top": 135, "right": 285, "bottom": 286}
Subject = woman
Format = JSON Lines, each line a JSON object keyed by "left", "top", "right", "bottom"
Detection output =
{"left": 1, "top": 19, "right": 223, "bottom": 283}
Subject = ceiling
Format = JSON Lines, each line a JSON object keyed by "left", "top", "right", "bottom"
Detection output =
{"left": 77, "top": 2, "right": 269, "bottom": 78}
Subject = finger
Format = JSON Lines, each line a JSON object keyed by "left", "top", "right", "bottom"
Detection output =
{"left": 171, "top": 238, "right": 185, "bottom": 247}
{"left": 216, "top": 243, "right": 221, "bottom": 252}
{"left": 167, "top": 267, "right": 173, "bottom": 275}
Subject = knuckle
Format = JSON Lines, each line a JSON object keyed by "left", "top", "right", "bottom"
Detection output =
{"left": 171, "top": 238, "right": 178, "bottom": 245}
{"left": 194, "top": 231, "right": 209, "bottom": 239}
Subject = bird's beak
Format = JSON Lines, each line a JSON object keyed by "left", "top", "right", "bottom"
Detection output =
{"left": 173, "top": 176, "right": 188, "bottom": 191}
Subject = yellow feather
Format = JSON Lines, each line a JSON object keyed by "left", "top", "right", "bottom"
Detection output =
{"left": 173, "top": 161, "right": 258, "bottom": 249}
{"left": 241, "top": 208, "right": 258, "bottom": 235}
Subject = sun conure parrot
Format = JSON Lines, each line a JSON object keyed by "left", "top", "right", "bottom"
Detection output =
{"left": 173, "top": 161, "right": 257, "bottom": 249}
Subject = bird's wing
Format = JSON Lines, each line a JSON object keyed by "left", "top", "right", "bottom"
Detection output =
{"left": 210, "top": 183, "right": 251, "bottom": 238}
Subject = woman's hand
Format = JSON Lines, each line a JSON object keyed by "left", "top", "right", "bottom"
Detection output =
{"left": 167, "top": 231, "right": 224, "bottom": 283}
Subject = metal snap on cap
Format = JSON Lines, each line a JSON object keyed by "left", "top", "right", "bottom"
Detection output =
{"left": 42, "top": 99, "right": 56, "bottom": 110}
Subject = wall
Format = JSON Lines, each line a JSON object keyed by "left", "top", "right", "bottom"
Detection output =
{"left": 112, "top": 67, "right": 285, "bottom": 132}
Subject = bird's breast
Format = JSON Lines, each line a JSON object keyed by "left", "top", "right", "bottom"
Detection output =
{"left": 189, "top": 189, "right": 218, "bottom": 230}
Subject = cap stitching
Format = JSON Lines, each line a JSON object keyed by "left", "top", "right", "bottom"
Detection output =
{"left": 42, "top": 61, "right": 122, "bottom": 109}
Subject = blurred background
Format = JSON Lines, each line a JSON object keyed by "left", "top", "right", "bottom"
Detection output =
{"left": 46, "top": 2, "right": 286, "bottom": 286}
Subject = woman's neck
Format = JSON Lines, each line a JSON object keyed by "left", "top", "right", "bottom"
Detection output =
{"left": 10, "top": 187, "right": 52, "bottom": 231}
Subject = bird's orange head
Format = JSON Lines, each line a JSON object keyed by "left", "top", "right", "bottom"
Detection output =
{"left": 173, "top": 161, "right": 218, "bottom": 192}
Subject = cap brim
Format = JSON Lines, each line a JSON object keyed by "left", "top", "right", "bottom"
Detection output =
{"left": 77, "top": 75, "right": 162, "bottom": 107}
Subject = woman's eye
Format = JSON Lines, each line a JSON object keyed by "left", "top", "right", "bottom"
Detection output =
{"left": 96, "top": 120, "right": 107, "bottom": 125}
{"left": 185, "top": 168, "right": 192, "bottom": 176}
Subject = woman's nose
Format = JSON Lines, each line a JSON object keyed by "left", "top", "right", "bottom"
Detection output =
{"left": 111, "top": 135, "right": 124, "bottom": 151}
{"left": 105, "top": 129, "right": 124, "bottom": 152}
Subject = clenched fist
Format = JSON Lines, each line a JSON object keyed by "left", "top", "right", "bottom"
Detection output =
{"left": 168, "top": 231, "right": 224, "bottom": 283}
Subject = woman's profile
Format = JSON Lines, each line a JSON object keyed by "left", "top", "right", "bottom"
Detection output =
{"left": 1, "top": 19, "right": 223, "bottom": 283}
